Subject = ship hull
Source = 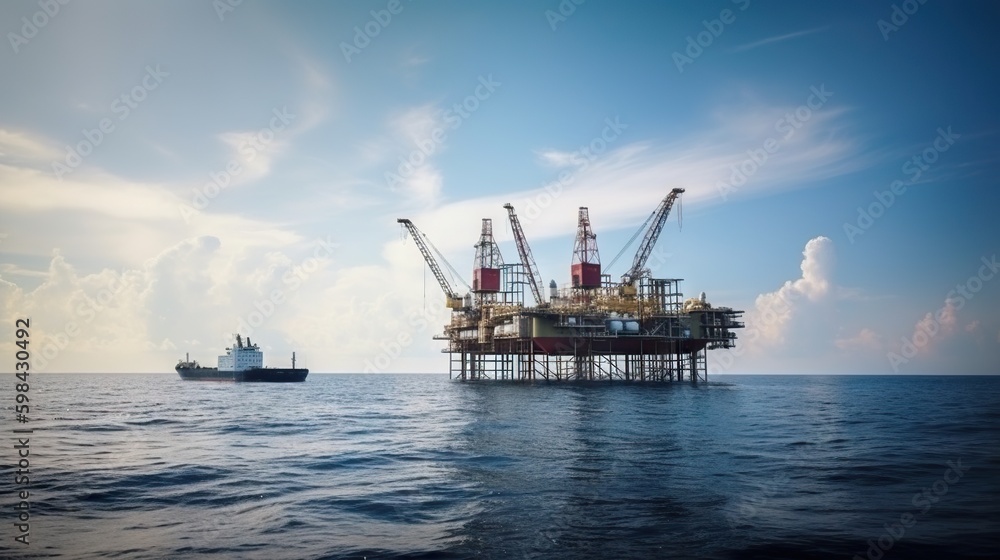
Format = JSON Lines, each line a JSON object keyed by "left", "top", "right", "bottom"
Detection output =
{"left": 176, "top": 367, "right": 308, "bottom": 382}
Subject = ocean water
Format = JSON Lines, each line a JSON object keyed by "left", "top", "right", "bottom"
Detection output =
{"left": 3, "top": 374, "right": 998, "bottom": 559}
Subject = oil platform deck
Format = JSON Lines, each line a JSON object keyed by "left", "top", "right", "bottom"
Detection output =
{"left": 399, "top": 189, "right": 744, "bottom": 383}
{"left": 440, "top": 276, "right": 743, "bottom": 382}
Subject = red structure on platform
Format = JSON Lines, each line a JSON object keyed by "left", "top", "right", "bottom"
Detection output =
{"left": 472, "top": 218, "right": 503, "bottom": 293}
{"left": 473, "top": 268, "right": 500, "bottom": 293}
{"left": 571, "top": 207, "right": 601, "bottom": 288}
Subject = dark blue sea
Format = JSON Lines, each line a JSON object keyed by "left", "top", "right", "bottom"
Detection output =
{"left": 3, "top": 374, "right": 999, "bottom": 559}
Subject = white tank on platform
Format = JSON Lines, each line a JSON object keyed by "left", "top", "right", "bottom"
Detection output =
{"left": 624, "top": 321, "right": 640, "bottom": 333}
{"left": 607, "top": 320, "right": 624, "bottom": 333}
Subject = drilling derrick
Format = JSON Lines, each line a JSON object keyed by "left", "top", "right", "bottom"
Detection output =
{"left": 571, "top": 207, "right": 601, "bottom": 289}
{"left": 504, "top": 203, "right": 545, "bottom": 307}
{"left": 472, "top": 218, "right": 503, "bottom": 294}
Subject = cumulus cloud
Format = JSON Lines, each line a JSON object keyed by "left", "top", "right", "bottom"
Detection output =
{"left": 749, "top": 236, "right": 834, "bottom": 348}
{"left": 897, "top": 298, "right": 959, "bottom": 358}
{"left": 710, "top": 235, "right": 866, "bottom": 373}
{"left": 0, "top": 236, "right": 294, "bottom": 372}
{"left": 715, "top": 235, "right": 925, "bottom": 373}
{"left": 1, "top": 251, "right": 152, "bottom": 372}
{"left": 883, "top": 295, "right": 1000, "bottom": 373}
{"left": 0, "top": 231, "right": 457, "bottom": 373}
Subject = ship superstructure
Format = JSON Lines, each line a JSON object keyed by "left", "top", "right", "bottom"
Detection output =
{"left": 175, "top": 334, "right": 307, "bottom": 382}
{"left": 218, "top": 334, "right": 264, "bottom": 371}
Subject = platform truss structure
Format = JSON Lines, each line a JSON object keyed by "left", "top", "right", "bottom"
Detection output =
{"left": 443, "top": 273, "right": 743, "bottom": 383}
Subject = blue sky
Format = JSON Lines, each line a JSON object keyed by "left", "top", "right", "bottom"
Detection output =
{"left": 1, "top": 0, "right": 997, "bottom": 373}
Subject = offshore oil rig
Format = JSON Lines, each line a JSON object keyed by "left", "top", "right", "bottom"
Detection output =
{"left": 398, "top": 188, "right": 743, "bottom": 382}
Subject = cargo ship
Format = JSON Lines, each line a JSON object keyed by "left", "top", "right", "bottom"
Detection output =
{"left": 175, "top": 334, "right": 308, "bottom": 382}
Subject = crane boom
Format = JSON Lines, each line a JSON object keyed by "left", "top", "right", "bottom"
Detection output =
{"left": 397, "top": 219, "right": 465, "bottom": 308}
{"left": 503, "top": 203, "right": 545, "bottom": 306}
{"left": 622, "top": 188, "right": 685, "bottom": 285}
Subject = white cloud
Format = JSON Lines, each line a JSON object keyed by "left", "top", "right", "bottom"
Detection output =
{"left": 408, "top": 103, "right": 866, "bottom": 253}
{"left": 1, "top": 251, "right": 153, "bottom": 372}
{"left": 393, "top": 104, "right": 440, "bottom": 145}
{"left": 0, "top": 164, "right": 180, "bottom": 221}
{"left": 0, "top": 129, "right": 61, "bottom": 163}
{"left": 216, "top": 129, "right": 290, "bottom": 186}
{"left": 0, "top": 162, "right": 306, "bottom": 268}
{"left": 405, "top": 165, "right": 443, "bottom": 201}
{"left": 0, "top": 229, "right": 457, "bottom": 374}
{"left": 536, "top": 149, "right": 577, "bottom": 168}
{"left": 905, "top": 298, "right": 958, "bottom": 356}
{"left": 372, "top": 104, "right": 449, "bottom": 203}
{"left": 0, "top": 87, "right": 874, "bottom": 374}
{"left": 748, "top": 236, "right": 834, "bottom": 348}
{"left": 400, "top": 46, "right": 430, "bottom": 68}
{"left": 712, "top": 236, "right": 903, "bottom": 373}
{"left": 884, "top": 298, "right": 1000, "bottom": 373}
{"left": 209, "top": 54, "right": 333, "bottom": 188}
{"left": 835, "top": 327, "right": 882, "bottom": 351}
{"left": 731, "top": 26, "right": 830, "bottom": 53}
